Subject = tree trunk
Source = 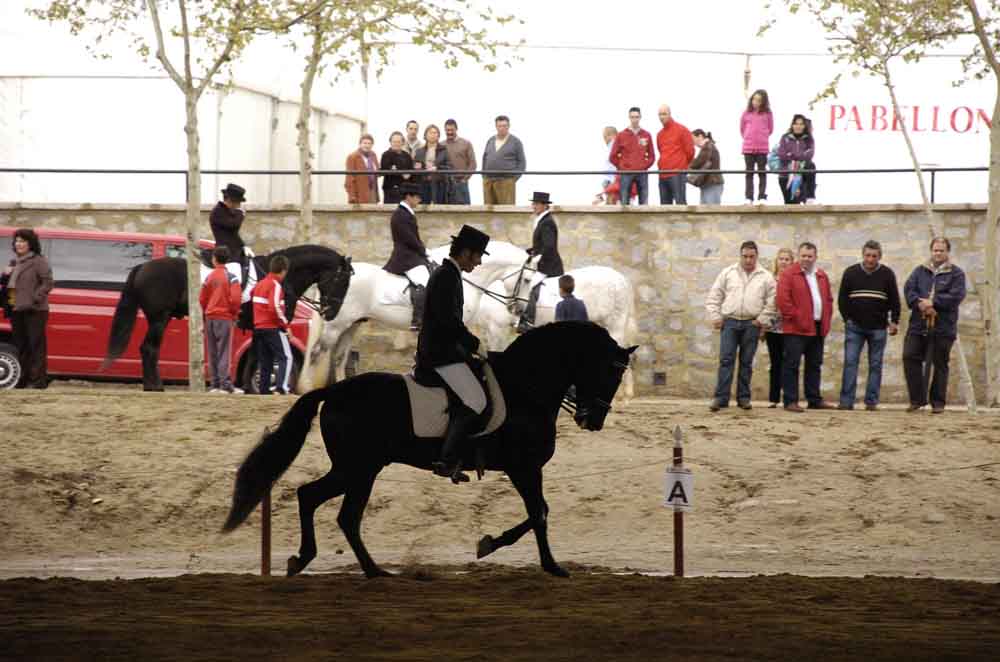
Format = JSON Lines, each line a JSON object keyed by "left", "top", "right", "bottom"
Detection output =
{"left": 295, "top": 33, "right": 322, "bottom": 244}
{"left": 184, "top": 94, "right": 206, "bottom": 392}
{"left": 884, "top": 63, "right": 977, "bottom": 412}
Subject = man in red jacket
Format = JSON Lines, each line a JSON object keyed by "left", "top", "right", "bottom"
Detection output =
{"left": 776, "top": 242, "right": 837, "bottom": 412}
{"left": 656, "top": 105, "right": 695, "bottom": 205}
{"left": 251, "top": 254, "right": 293, "bottom": 395}
{"left": 609, "top": 107, "right": 655, "bottom": 206}
{"left": 200, "top": 246, "right": 243, "bottom": 394}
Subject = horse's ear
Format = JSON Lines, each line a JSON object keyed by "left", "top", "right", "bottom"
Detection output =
{"left": 626, "top": 345, "right": 638, "bottom": 354}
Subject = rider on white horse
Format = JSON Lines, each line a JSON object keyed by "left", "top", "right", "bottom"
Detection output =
{"left": 420, "top": 224, "right": 491, "bottom": 484}
{"left": 383, "top": 183, "right": 435, "bottom": 330}
{"left": 518, "top": 191, "right": 564, "bottom": 333}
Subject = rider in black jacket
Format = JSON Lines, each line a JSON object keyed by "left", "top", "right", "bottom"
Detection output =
{"left": 518, "top": 192, "right": 564, "bottom": 333}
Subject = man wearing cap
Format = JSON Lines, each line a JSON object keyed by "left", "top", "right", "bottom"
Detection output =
{"left": 517, "top": 191, "right": 564, "bottom": 333}
{"left": 211, "top": 183, "right": 247, "bottom": 266}
{"left": 384, "top": 183, "right": 434, "bottom": 330}
{"left": 419, "top": 224, "right": 491, "bottom": 484}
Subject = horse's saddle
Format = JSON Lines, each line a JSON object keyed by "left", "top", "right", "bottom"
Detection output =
{"left": 403, "top": 362, "right": 506, "bottom": 440}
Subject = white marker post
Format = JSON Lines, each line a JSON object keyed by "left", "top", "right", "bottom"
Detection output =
{"left": 664, "top": 425, "right": 693, "bottom": 577}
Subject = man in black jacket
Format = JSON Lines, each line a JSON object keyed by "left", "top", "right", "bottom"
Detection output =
{"left": 518, "top": 191, "right": 564, "bottom": 333}
{"left": 210, "top": 183, "right": 247, "bottom": 264}
{"left": 384, "top": 183, "right": 434, "bottom": 329}
{"left": 418, "top": 224, "right": 491, "bottom": 484}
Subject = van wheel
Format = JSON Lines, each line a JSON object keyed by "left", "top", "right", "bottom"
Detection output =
{"left": 0, "top": 343, "right": 21, "bottom": 390}
{"left": 242, "top": 352, "right": 303, "bottom": 395}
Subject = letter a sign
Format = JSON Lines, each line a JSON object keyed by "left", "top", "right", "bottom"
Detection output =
{"left": 664, "top": 468, "right": 693, "bottom": 512}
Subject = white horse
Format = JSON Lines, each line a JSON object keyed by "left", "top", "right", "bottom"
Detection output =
{"left": 297, "top": 241, "right": 526, "bottom": 391}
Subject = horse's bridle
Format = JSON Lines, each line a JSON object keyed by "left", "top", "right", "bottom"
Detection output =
{"left": 461, "top": 258, "right": 537, "bottom": 312}
{"left": 295, "top": 260, "right": 354, "bottom": 319}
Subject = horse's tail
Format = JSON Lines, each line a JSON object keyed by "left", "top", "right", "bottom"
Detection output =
{"left": 101, "top": 263, "right": 143, "bottom": 369}
{"left": 221, "top": 386, "right": 331, "bottom": 532}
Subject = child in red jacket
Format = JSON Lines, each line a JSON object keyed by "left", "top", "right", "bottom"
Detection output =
{"left": 199, "top": 246, "right": 243, "bottom": 393}
{"left": 250, "top": 254, "right": 292, "bottom": 395}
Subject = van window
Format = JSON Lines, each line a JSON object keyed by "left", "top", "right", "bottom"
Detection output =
{"left": 165, "top": 244, "right": 185, "bottom": 259}
{"left": 48, "top": 238, "right": 153, "bottom": 289}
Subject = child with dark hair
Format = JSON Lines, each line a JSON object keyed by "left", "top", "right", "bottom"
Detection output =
{"left": 740, "top": 89, "right": 773, "bottom": 204}
{"left": 777, "top": 114, "right": 817, "bottom": 204}
{"left": 200, "top": 245, "right": 243, "bottom": 394}
{"left": 251, "top": 255, "right": 293, "bottom": 395}
{"left": 554, "top": 275, "right": 588, "bottom": 322}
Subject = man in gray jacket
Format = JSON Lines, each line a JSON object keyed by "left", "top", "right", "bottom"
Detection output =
{"left": 482, "top": 115, "right": 526, "bottom": 204}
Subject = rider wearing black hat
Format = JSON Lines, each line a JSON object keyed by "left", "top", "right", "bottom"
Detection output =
{"left": 384, "top": 183, "right": 434, "bottom": 330}
{"left": 418, "top": 224, "right": 491, "bottom": 484}
{"left": 210, "top": 183, "right": 247, "bottom": 265}
{"left": 518, "top": 191, "right": 564, "bottom": 333}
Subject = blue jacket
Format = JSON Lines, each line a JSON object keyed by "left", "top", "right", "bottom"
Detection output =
{"left": 903, "top": 261, "right": 966, "bottom": 337}
{"left": 555, "top": 295, "right": 589, "bottom": 322}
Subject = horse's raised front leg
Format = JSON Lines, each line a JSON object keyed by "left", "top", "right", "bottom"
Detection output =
{"left": 508, "top": 468, "right": 567, "bottom": 577}
{"left": 287, "top": 470, "right": 346, "bottom": 577}
{"left": 337, "top": 470, "right": 391, "bottom": 579}
{"left": 140, "top": 317, "right": 169, "bottom": 391}
{"left": 333, "top": 322, "right": 362, "bottom": 382}
{"left": 476, "top": 517, "right": 535, "bottom": 559}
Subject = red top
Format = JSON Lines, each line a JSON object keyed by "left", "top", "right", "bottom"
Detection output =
{"left": 656, "top": 120, "right": 695, "bottom": 179}
{"left": 199, "top": 266, "right": 241, "bottom": 321}
{"left": 777, "top": 262, "right": 834, "bottom": 336}
{"left": 609, "top": 128, "right": 655, "bottom": 171}
{"left": 251, "top": 274, "right": 288, "bottom": 330}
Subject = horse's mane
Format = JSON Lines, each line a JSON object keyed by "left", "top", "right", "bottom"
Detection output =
{"left": 270, "top": 244, "right": 345, "bottom": 262}
{"left": 503, "top": 321, "right": 613, "bottom": 360}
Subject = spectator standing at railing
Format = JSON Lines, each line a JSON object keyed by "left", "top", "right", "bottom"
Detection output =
{"left": 687, "top": 129, "right": 724, "bottom": 205}
{"left": 609, "top": 107, "right": 655, "bottom": 206}
{"left": 380, "top": 131, "right": 413, "bottom": 205}
{"left": 777, "top": 114, "right": 818, "bottom": 204}
{"left": 345, "top": 133, "right": 380, "bottom": 204}
{"left": 443, "top": 119, "right": 476, "bottom": 205}
{"left": 413, "top": 124, "right": 452, "bottom": 205}
{"left": 656, "top": 105, "right": 694, "bottom": 205}
{"left": 596, "top": 126, "right": 619, "bottom": 205}
{"left": 740, "top": 89, "right": 773, "bottom": 204}
{"left": 482, "top": 115, "right": 526, "bottom": 205}
{"left": 403, "top": 120, "right": 423, "bottom": 157}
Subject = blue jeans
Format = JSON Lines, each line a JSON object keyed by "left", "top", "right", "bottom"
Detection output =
{"left": 658, "top": 175, "right": 687, "bottom": 204}
{"left": 713, "top": 318, "right": 760, "bottom": 405}
{"left": 449, "top": 180, "right": 470, "bottom": 204}
{"left": 839, "top": 321, "right": 888, "bottom": 407}
{"left": 700, "top": 183, "right": 724, "bottom": 204}
{"left": 619, "top": 172, "right": 648, "bottom": 205}
{"left": 782, "top": 325, "right": 825, "bottom": 406}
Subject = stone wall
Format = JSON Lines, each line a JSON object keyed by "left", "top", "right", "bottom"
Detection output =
{"left": 2, "top": 202, "right": 990, "bottom": 402}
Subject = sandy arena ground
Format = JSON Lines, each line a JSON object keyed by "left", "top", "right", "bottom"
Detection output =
{"left": 1, "top": 385, "right": 998, "bottom": 660}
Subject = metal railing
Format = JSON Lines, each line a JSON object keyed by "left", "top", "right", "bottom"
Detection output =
{"left": 0, "top": 166, "right": 988, "bottom": 204}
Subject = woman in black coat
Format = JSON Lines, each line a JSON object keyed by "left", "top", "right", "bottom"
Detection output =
{"left": 380, "top": 131, "right": 414, "bottom": 204}
{"left": 413, "top": 124, "right": 452, "bottom": 204}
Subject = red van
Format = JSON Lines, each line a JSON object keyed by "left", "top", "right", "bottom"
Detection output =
{"left": 0, "top": 227, "right": 311, "bottom": 390}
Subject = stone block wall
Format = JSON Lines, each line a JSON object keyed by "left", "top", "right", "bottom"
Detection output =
{"left": 2, "top": 202, "right": 990, "bottom": 402}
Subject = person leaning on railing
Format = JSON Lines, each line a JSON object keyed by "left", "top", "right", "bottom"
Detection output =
{"left": 777, "top": 114, "right": 818, "bottom": 205}
{"left": 688, "top": 129, "right": 724, "bottom": 205}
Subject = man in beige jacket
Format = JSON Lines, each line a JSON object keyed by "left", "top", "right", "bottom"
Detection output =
{"left": 705, "top": 240, "right": 776, "bottom": 411}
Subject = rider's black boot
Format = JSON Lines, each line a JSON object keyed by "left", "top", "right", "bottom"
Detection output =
{"left": 432, "top": 403, "right": 476, "bottom": 484}
{"left": 517, "top": 283, "right": 542, "bottom": 334}
{"left": 409, "top": 284, "right": 426, "bottom": 331}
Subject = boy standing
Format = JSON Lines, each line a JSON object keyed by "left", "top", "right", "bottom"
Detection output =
{"left": 555, "top": 275, "right": 589, "bottom": 322}
{"left": 251, "top": 255, "right": 293, "bottom": 395}
{"left": 199, "top": 246, "right": 243, "bottom": 393}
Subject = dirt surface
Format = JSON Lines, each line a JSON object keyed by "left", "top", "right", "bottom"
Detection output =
{"left": 1, "top": 387, "right": 999, "bottom": 659}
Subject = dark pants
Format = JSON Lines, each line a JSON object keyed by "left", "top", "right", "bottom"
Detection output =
{"left": 206, "top": 318, "right": 233, "bottom": 389}
{"left": 778, "top": 160, "right": 817, "bottom": 203}
{"left": 782, "top": 324, "right": 825, "bottom": 406}
{"left": 254, "top": 328, "right": 291, "bottom": 395}
{"left": 658, "top": 175, "right": 687, "bottom": 204}
{"left": 11, "top": 309, "right": 48, "bottom": 388}
{"left": 620, "top": 172, "right": 648, "bottom": 205}
{"left": 383, "top": 187, "right": 401, "bottom": 204}
{"left": 903, "top": 332, "right": 955, "bottom": 407}
{"left": 713, "top": 319, "right": 760, "bottom": 405}
{"left": 420, "top": 180, "right": 448, "bottom": 204}
{"left": 448, "top": 180, "right": 471, "bottom": 204}
{"left": 743, "top": 153, "right": 768, "bottom": 201}
{"left": 765, "top": 331, "right": 784, "bottom": 404}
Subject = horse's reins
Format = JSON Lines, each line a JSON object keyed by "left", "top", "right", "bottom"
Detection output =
{"left": 461, "top": 259, "right": 537, "bottom": 309}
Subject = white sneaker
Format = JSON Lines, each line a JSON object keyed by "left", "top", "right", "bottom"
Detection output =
{"left": 226, "top": 387, "right": 245, "bottom": 395}
{"left": 208, "top": 387, "right": 224, "bottom": 394}
{"left": 805, "top": 198, "right": 819, "bottom": 205}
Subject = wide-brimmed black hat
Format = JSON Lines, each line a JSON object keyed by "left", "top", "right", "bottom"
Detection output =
{"left": 450, "top": 225, "right": 490, "bottom": 255}
{"left": 399, "top": 182, "right": 422, "bottom": 196}
{"left": 530, "top": 191, "right": 552, "bottom": 205}
{"left": 221, "top": 183, "right": 246, "bottom": 202}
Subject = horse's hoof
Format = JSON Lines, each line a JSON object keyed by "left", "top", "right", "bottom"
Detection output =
{"left": 287, "top": 555, "right": 310, "bottom": 577}
{"left": 364, "top": 566, "right": 394, "bottom": 579}
{"left": 544, "top": 563, "right": 570, "bottom": 578}
{"left": 476, "top": 535, "right": 495, "bottom": 559}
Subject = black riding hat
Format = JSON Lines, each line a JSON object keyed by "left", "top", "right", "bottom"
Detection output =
{"left": 221, "top": 183, "right": 246, "bottom": 202}
{"left": 530, "top": 191, "right": 552, "bottom": 205}
{"left": 450, "top": 225, "right": 490, "bottom": 255}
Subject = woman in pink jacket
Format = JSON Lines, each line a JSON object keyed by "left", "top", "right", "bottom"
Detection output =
{"left": 740, "top": 89, "right": 774, "bottom": 204}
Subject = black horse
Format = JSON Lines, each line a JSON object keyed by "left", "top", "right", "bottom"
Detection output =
{"left": 103, "top": 245, "right": 352, "bottom": 391}
{"left": 222, "top": 321, "right": 636, "bottom": 578}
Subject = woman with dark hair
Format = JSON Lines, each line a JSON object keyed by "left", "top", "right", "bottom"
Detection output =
{"left": 740, "top": 89, "right": 773, "bottom": 204}
{"left": 413, "top": 124, "right": 452, "bottom": 204}
{"left": 777, "top": 114, "right": 817, "bottom": 204}
{"left": 688, "top": 129, "right": 724, "bottom": 204}
{"left": 380, "top": 131, "right": 414, "bottom": 204}
{"left": 1, "top": 228, "right": 53, "bottom": 388}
